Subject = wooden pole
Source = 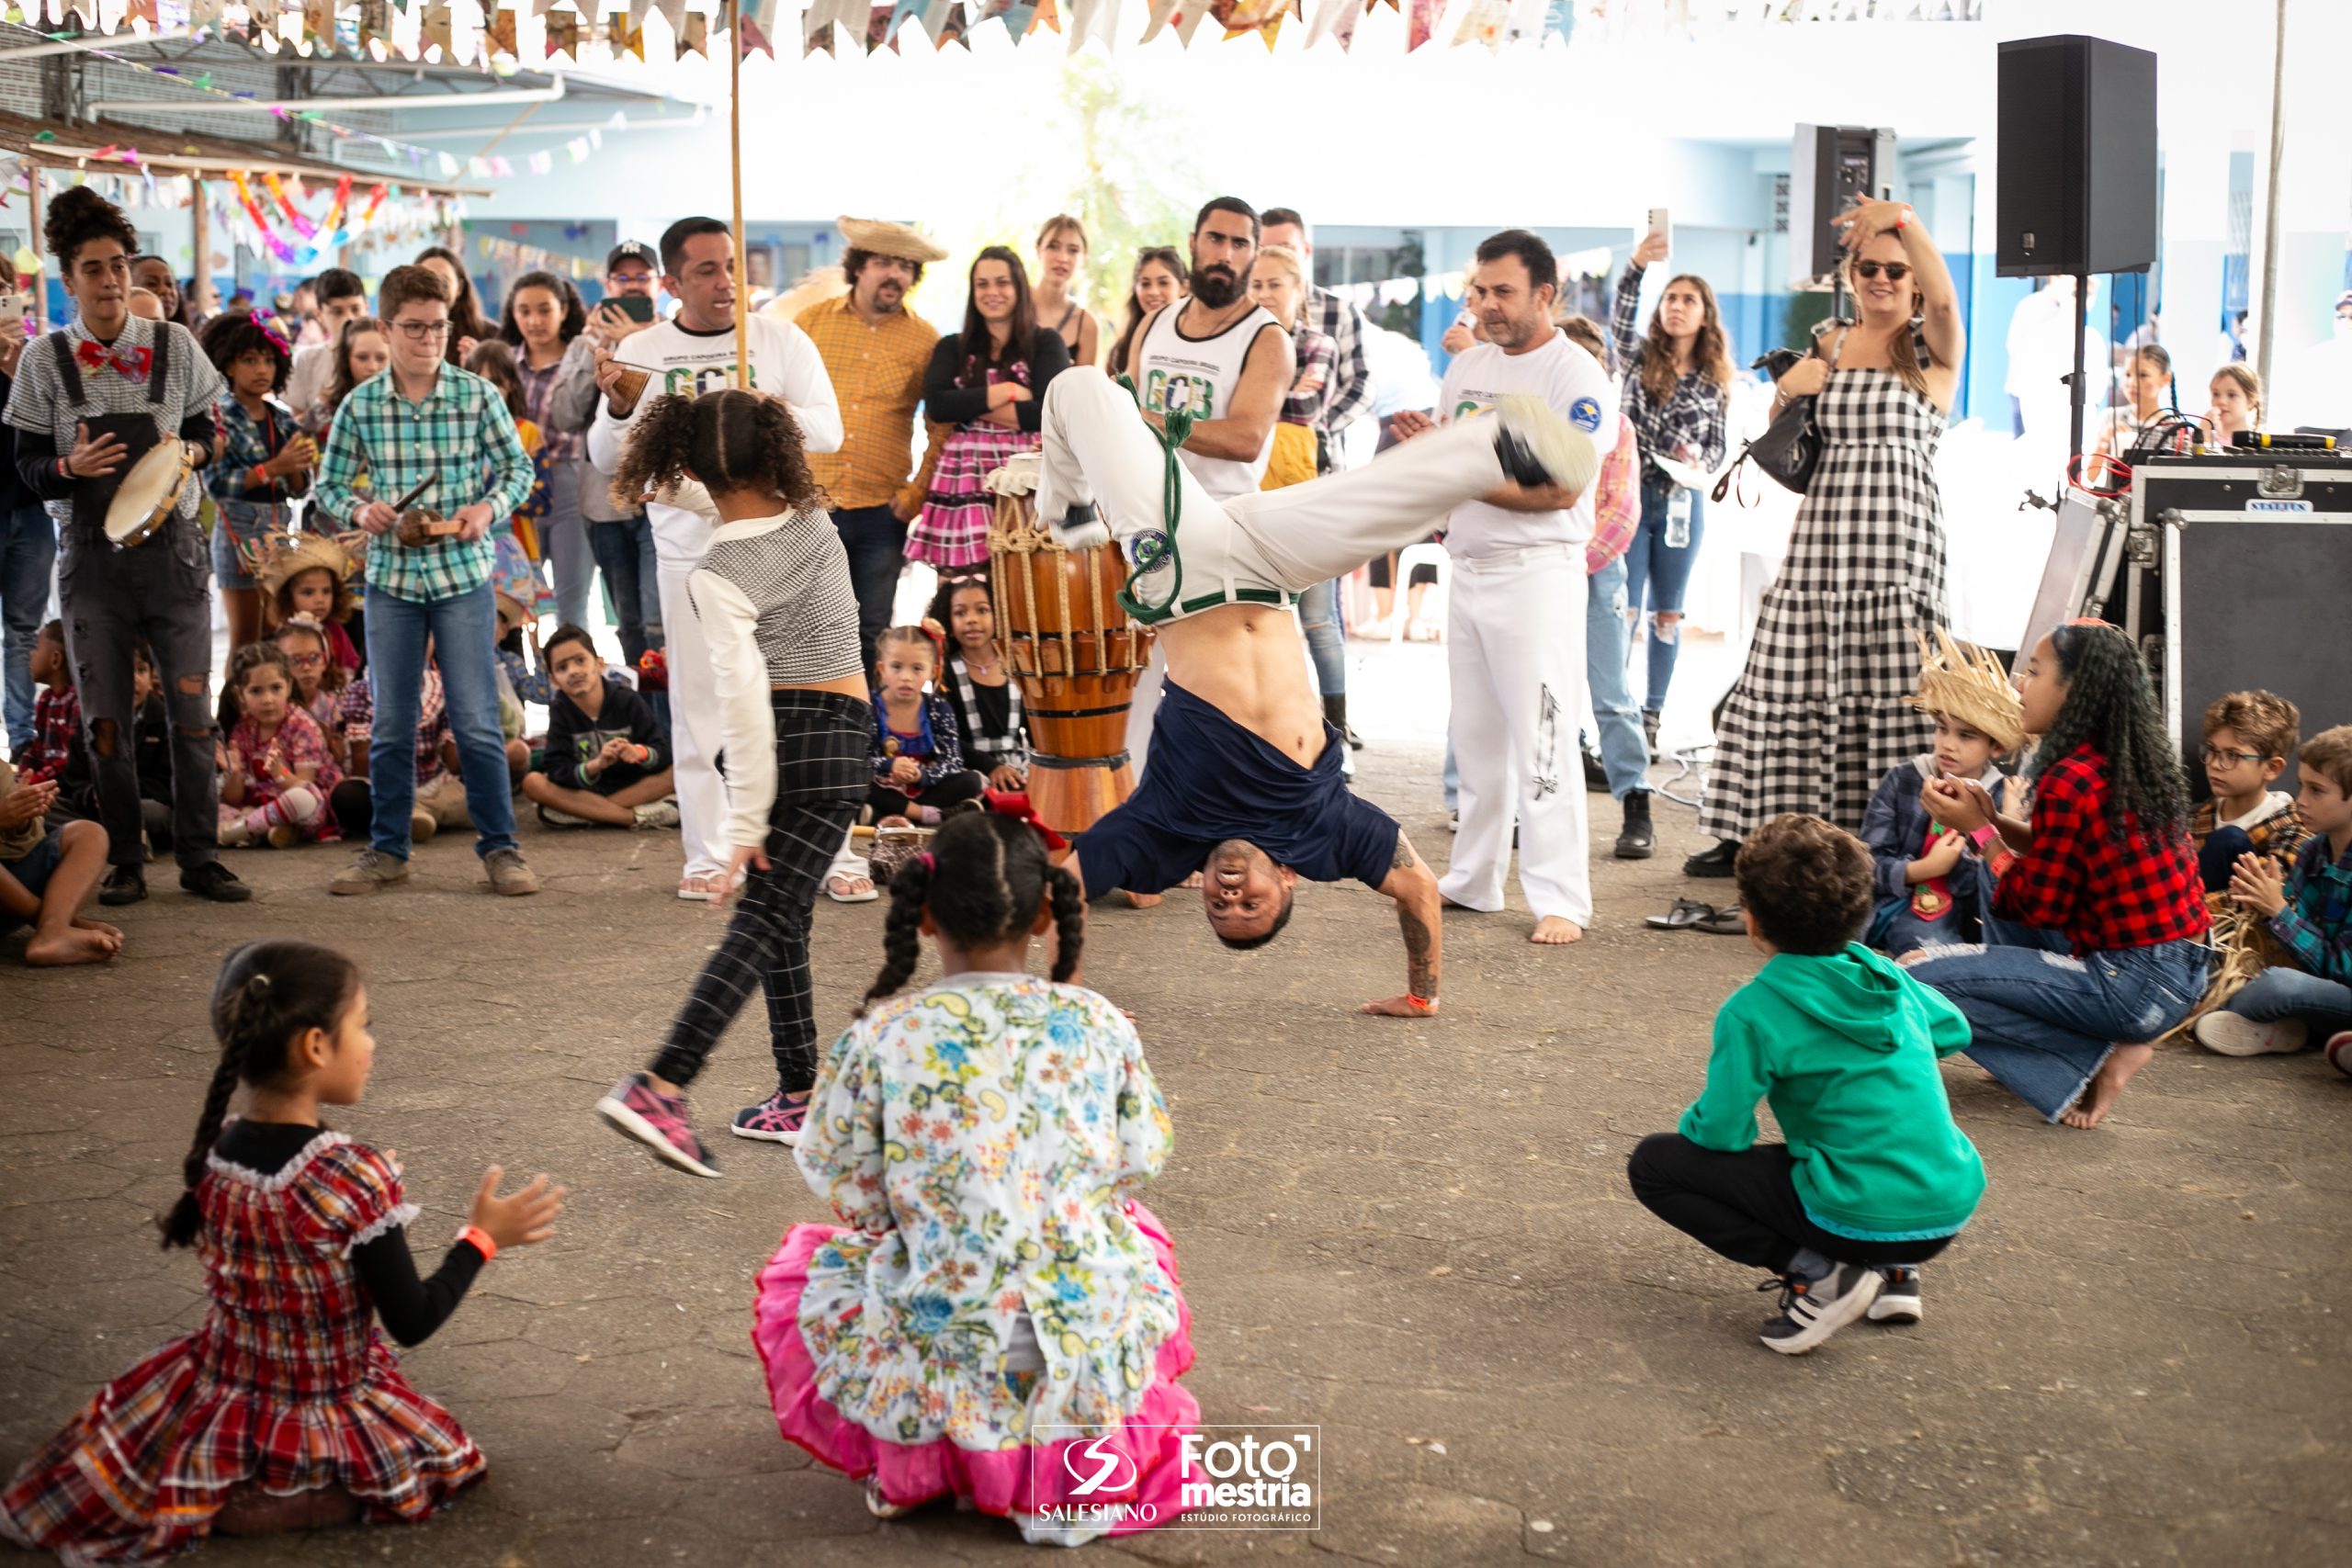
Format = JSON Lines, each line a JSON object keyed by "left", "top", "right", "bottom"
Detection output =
{"left": 26, "top": 168, "right": 45, "bottom": 334}
{"left": 729, "top": 0, "right": 749, "bottom": 389}
{"left": 190, "top": 176, "right": 209, "bottom": 326}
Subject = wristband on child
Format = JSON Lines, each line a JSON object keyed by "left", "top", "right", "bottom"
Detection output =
{"left": 456, "top": 1224, "right": 497, "bottom": 1263}
{"left": 1968, "top": 824, "right": 2000, "bottom": 850}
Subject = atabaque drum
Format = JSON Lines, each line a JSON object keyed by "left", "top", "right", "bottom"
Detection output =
{"left": 984, "top": 454, "right": 1152, "bottom": 838}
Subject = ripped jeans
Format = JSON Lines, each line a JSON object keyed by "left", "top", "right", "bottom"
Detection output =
{"left": 1907, "top": 928, "right": 2210, "bottom": 1122}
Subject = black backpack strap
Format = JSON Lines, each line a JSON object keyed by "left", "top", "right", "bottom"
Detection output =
{"left": 49, "top": 330, "right": 85, "bottom": 407}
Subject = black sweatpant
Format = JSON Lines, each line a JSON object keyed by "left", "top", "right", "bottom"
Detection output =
{"left": 651, "top": 692, "right": 870, "bottom": 1097}
{"left": 1626, "top": 1133, "right": 1955, "bottom": 1275}
{"left": 868, "top": 767, "right": 987, "bottom": 821}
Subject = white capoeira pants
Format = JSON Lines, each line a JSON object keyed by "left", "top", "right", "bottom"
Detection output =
{"left": 1438, "top": 545, "right": 1593, "bottom": 928}
{"left": 1036, "top": 367, "right": 1519, "bottom": 615}
{"left": 656, "top": 561, "right": 728, "bottom": 885}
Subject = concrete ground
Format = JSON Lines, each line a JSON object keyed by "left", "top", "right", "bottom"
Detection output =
{"left": 2, "top": 638, "right": 2346, "bottom": 1568}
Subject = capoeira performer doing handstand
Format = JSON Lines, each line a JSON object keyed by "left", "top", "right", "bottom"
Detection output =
{"left": 1036, "top": 366, "right": 1600, "bottom": 1016}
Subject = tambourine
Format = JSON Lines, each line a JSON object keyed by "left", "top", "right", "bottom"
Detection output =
{"left": 103, "top": 440, "right": 198, "bottom": 548}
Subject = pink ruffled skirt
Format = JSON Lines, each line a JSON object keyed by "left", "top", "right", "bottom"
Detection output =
{"left": 751, "top": 1202, "right": 1198, "bottom": 1533}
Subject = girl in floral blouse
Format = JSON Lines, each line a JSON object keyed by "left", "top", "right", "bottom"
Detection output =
{"left": 752, "top": 811, "right": 1198, "bottom": 1543}
{"left": 1, "top": 940, "right": 561, "bottom": 1562}
{"left": 216, "top": 643, "right": 342, "bottom": 848}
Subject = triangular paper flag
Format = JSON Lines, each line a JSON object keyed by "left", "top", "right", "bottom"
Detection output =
{"left": 422, "top": 1, "right": 456, "bottom": 60}
{"left": 546, "top": 9, "right": 579, "bottom": 57}
{"left": 486, "top": 9, "right": 518, "bottom": 56}
{"left": 675, "top": 9, "right": 707, "bottom": 55}
{"left": 357, "top": 0, "right": 389, "bottom": 49}
{"left": 303, "top": 0, "right": 334, "bottom": 49}
{"left": 654, "top": 0, "right": 688, "bottom": 35}
{"left": 611, "top": 13, "right": 647, "bottom": 59}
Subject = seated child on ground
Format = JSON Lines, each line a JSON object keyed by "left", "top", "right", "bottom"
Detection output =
{"left": 929, "top": 575, "right": 1030, "bottom": 792}
{"left": 1904, "top": 622, "right": 2210, "bottom": 1130}
{"left": 216, "top": 644, "right": 343, "bottom": 849}
{"left": 19, "top": 622, "right": 96, "bottom": 824}
{"left": 259, "top": 534, "right": 363, "bottom": 678}
{"left": 1859, "top": 633, "right": 2024, "bottom": 956}
{"left": 331, "top": 663, "right": 456, "bottom": 846}
{"left": 2194, "top": 724, "right": 2352, "bottom": 1069}
{"left": 520, "top": 623, "right": 678, "bottom": 831}
{"left": 1627, "top": 814, "right": 1983, "bottom": 1357}
{"left": 130, "top": 644, "right": 175, "bottom": 857}
{"left": 0, "top": 941, "right": 562, "bottom": 1558}
{"left": 0, "top": 758, "right": 119, "bottom": 968}
{"left": 752, "top": 812, "right": 1198, "bottom": 1543}
{"left": 2189, "top": 690, "right": 2308, "bottom": 894}
{"left": 868, "top": 624, "right": 988, "bottom": 825}
{"left": 276, "top": 615, "right": 351, "bottom": 773}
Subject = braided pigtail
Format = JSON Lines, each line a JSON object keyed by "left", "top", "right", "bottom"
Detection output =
{"left": 159, "top": 941, "right": 362, "bottom": 1250}
{"left": 1046, "top": 864, "right": 1086, "bottom": 983}
{"left": 609, "top": 392, "right": 698, "bottom": 513}
{"left": 861, "top": 857, "right": 933, "bottom": 1013}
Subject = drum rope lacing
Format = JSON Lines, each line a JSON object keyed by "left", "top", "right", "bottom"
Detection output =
{"left": 1112, "top": 373, "right": 1192, "bottom": 622}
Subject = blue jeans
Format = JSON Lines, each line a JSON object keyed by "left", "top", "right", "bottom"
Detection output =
{"left": 1870, "top": 897, "right": 1984, "bottom": 957}
{"left": 363, "top": 583, "right": 517, "bottom": 860}
{"left": 2224, "top": 966, "right": 2352, "bottom": 1038}
{"left": 1624, "top": 471, "right": 1704, "bottom": 715}
{"left": 1909, "top": 931, "right": 2211, "bottom": 1122}
{"left": 2, "top": 502, "right": 56, "bottom": 749}
{"left": 1585, "top": 557, "right": 1650, "bottom": 798}
{"left": 1299, "top": 579, "right": 1346, "bottom": 698}
{"left": 831, "top": 503, "right": 908, "bottom": 661}
{"left": 587, "top": 513, "right": 662, "bottom": 669}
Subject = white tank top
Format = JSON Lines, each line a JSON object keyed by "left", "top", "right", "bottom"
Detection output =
{"left": 1133, "top": 302, "right": 1283, "bottom": 500}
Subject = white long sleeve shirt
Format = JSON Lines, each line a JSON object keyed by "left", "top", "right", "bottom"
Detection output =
{"left": 586, "top": 314, "right": 843, "bottom": 571}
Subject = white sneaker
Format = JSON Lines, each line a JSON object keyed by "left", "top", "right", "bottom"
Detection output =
{"left": 1758, "top": 1263, "right": 1883, "bottom": 1355}
{"left": 2192, "top": 1012, "right": 2308, "bottom": 1056}
{"left": 1045, "top": 502, "right": 1112, "bottom": 553}
{"left": 632, "top": 800, "right": 682, "bottom": 830}
{"left": 1493, "top": 392, "right": 1600, "bottom": 499}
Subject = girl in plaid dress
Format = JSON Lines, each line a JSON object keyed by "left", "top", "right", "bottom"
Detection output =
{"left": 1, "top": 941, "right": 563, "bottom": 1563}
{"left": 1690, "top": 203, "right": 1965, "bottom": 875}
{"left": 905, "top": 248, "right": 1072, "bottom": 570}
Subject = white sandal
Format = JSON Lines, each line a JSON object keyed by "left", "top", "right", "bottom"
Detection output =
{"left": 826, "top": 872, "right": 879, "bottom": 904}
{"left": 677, "top": 874, "right": 725, "bottom": 903}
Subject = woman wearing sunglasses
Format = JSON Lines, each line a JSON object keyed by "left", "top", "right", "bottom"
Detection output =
{"left": 1686, "top": 199, "right": 1965, "bottom": 876}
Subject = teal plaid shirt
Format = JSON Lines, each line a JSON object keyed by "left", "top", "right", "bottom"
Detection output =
{"left": 315, "top": 364, "right": 534, "bottom": 604}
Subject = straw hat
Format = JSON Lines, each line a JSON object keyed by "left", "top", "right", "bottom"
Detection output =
{"left": 762, "top": 265, "right": 851, "bottom": 326}
{"left": 1909, "top": 628, "right": 2026, "bottom": 753}
{"left": 254, "top": 531, "right": 354, "bottom": 598}
{"left": 837, "top": 216, "right": 948, "bottom": 265}
{"left": 494, "top": 589, "right": 533, "bottom": 639}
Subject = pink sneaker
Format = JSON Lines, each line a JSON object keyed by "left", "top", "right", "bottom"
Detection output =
{"left": 730, "top": 1088, "right": 811, "bottom": 1146}
{"left": 596, "top": 1073, "right": 720, "bottom": 1179}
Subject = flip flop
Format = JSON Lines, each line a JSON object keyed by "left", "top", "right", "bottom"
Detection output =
{"left": 826, "top": 872, "right": 879, "bottom": 904}
{"left": 1694, "top": 903, "right": 1748, "bottom": 936}
{"left": 1645, "top": 897, "right": 1718, "bottom": 931}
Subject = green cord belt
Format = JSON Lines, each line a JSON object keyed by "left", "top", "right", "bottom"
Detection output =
{"left": 1114, "top": 372, "right": 1193, "bottom": 624}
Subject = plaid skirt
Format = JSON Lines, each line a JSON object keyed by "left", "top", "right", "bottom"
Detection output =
{"left": 1701, "top": 369, "right": 1949, "bottom": 840}
{"left": 0, "top": 1331, "right": 483, "bottom": 1565}
{"left": 906, "top": 423, "right": 1040, "bottom": 570}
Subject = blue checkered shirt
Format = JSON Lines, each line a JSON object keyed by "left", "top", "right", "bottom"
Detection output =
{"left": 2271, "top": 833, "right": 2352, "bottom": 985}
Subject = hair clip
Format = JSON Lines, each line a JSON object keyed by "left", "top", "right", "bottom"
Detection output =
{"left": 916, "top": 851, "right": 935, "bottom": 874}
{"left": 982, "top": 789, "right": 1068, "bottom": 853}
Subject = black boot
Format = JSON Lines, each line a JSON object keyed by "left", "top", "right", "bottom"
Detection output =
{"left": 1322, "top": 694, "right": 1364, "bottom": 751}
{"left": 99, "top": 863, "right": 147, "bottom": 907}
{"left": 1615, "top": 790, "right": 1655, "bottom": 860}
{"left": 1583, "top": 750, "right": 1611, "bottom": 793}
{"left": 1683, "top": 839, "right": 1739, "bottom": 878}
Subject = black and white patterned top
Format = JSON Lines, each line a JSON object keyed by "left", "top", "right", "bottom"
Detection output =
{"left": 1700, "top": 353, "right": 1950, "bottom": 840}
{"left": 687, "top": 506, "right": 865, "bottom": 847}
{"left": 940, "top": 653, "right": 1026, "bottom": 774}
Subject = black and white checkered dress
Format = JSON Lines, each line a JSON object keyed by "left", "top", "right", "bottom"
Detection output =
{"left": 1700, "top": 363, "right": 1948, "bottom": 839}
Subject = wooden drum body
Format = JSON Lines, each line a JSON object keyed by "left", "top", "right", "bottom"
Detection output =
{"left": 988, "top": 488, "right": 1152, "bottom": 838}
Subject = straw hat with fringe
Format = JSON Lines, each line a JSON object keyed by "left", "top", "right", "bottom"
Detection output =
{"left": 836, "top": 216, "right": 948, "bottom": 265}
{"left": 254, "top": 532, "right": 355, "bottom": 600}
{"left": 1908, "top": 628, "right": 2026, "bottom": 753}
{"left": 762, "top": 265, "right": 851, "bottom": 326}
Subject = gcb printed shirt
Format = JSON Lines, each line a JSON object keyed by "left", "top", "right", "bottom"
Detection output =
{"left": 1436, "top": 331, "right": 1616, "bottom": 558}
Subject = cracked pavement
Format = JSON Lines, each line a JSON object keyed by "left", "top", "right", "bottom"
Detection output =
{"left": 3, "top": 649, "right": 2346, "bottom": 1567}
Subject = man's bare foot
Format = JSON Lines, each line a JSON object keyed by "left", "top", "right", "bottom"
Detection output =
{"left": 2061, "top": 1043, "right": 2154, "bottom": 1129}
{"left": 1531, "top": 916, "right": 1585, "bottom": 945}
{"left": 1123, "top": 890, "right": 1163, "bottom": 909}
{"left": 1179, "top": 872, "right": 1203, "bottom": 890}
{"left": 72, "top": 916, "right": 124, "bottom": 943}
{"left": 26, "top": 926, "right": 121, "bottom": 966}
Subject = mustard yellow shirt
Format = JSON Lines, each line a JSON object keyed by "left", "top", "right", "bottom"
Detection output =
{"left": 794, "top": 296, "right": 949, "bottom": 513}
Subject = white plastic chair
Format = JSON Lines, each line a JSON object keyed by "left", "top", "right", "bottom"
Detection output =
{"left": 1388, "top": 541, "right": 1452, "bottom": 644}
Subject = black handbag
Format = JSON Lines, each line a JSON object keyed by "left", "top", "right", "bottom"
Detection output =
{"left": 1713, "top": 344, "right": 1826, "bottom": 502}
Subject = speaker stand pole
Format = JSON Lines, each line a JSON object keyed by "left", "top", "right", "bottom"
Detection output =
{"left": 2065, "top": 268, "right": 2091, "bottom": 480}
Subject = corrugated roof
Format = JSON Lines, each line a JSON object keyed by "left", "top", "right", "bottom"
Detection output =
{"left": 0, "top": 107, "right": 483, "bottom": 195}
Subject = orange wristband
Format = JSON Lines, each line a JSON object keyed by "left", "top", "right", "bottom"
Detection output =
{"left": 1406, "top": 993, "right": 1438, "bottom": 1014}
{"left": 457, "top": 1224, "right": 497, "bottom": 1263}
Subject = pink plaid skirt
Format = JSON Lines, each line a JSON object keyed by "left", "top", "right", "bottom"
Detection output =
{"left": 906, "top": 424, "right": 1040, "bottom": 570}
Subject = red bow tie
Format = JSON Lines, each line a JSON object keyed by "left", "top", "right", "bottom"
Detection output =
{"left": 75, "top": 339, "right": 154, "bottom": 379}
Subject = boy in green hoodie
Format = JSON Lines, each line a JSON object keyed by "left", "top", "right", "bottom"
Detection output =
{"left": 1627, "top": 814, "right": 1984, "bottom": 1355}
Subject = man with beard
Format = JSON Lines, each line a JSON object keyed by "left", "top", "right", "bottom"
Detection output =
{"left": 1391, "top": 230, "right": 1616, "bottom": 948}
{"left": 1035, "top": 341, "right": 1600, "bottom": 1014}
{"left": 1122, "top": 196, "right": 1292, "bottom": 773}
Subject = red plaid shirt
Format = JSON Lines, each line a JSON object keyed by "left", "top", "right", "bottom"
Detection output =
{"left": 1993, "top": 745, "right": 2209, "bottom": 956}
{"left": 18, "top": 684, "right": 81, "bottom": 785}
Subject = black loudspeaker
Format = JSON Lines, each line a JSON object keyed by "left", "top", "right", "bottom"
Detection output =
{"left": 1789, "top": 124, "right": 1895, "bottom": 287}
{"left": 1996, "top": 34, "right": 2158, "bottom": 276}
